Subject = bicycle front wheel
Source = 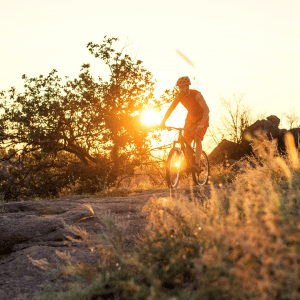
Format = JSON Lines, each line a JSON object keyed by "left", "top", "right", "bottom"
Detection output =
{"left": 192, "top": 151, "right": 209, "bottom": 186}
{"left": 166, "top": 148, "right": 183, "bottom": 188}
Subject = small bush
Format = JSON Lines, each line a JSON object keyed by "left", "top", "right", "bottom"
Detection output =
{"left": 0, "top": 150, "right": 116, "bottom": 201}
{"left": 209, "top": 163, "right": 237, "bottom": 185}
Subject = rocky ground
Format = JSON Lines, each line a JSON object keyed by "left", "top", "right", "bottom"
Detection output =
{"left": 0, "top": 186, "right": 210, "bottom": 300}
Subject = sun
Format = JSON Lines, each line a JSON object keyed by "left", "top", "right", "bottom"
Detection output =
{"left": 141, "top": 109, "right": 160, "bottom": 126}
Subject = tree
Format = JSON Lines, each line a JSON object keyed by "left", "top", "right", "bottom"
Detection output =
{"left": 282, "top": 108, "right": 300, "bottom": 129}
{"left": 207, "top": 94, "right": 254, "bottom": 146}
{"left": 86, "top": 37, "right": 161, "bottom": 172}
{"left": 0, "top": 36, "right": 163, "bottom": 190}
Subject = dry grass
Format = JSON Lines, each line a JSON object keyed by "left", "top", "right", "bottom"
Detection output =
{"left": 40, "top": 133, "right": 300, "bottom": 299}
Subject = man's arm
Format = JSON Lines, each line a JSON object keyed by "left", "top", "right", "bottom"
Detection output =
{"left": 160, "top": 96, "right": 180, "bottom": 126}
{"left": 196, "top": 93, "right": 209, "bottom": 129}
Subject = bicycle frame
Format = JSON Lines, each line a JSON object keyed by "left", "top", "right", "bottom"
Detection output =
{"left": 168, "top": 127, "right": 195, "bottom": 164}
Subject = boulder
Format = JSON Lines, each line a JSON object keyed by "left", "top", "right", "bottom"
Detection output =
{"left": 208, "top": 139, "right": 245, "bottom": 166}
{"left": 209, "top": 115, "right": 300, "bottom": 166}
{"left": 242, "top": 117, "right": 281, "bottom": 142}
{"left": 267, "top": 115, "right": 280, "bottom": 128}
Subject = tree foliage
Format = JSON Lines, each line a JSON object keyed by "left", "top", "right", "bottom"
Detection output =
{"left": 0, "top": 36, "right": 164, "bottom": 198}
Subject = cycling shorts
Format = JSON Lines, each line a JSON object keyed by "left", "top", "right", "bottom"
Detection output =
{"left": 183, "top": 116, "right": 209, "bottom": 141}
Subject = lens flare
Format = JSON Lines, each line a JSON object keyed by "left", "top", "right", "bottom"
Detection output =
{"left": 176, "top": 49, "right": 196, "bottom": 69}
{"left": 141, "top": 109, "right": 160, "bottom": 125}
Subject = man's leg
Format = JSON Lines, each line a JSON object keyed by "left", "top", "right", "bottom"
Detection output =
{"left": 184, "top": 135, "right": 194, "bottom": 165}
{"left": 194, "top": 135, "right": 202, "bottom": 165}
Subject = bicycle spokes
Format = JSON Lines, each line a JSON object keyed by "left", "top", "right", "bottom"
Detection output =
{"left": 192, "top": 152, "right": 209, "bottom": 185}
{"left": 166, "top": 148, "right": 182, "bottom": 188}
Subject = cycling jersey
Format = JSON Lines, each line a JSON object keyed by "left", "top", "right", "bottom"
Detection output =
{"left": 177, "top": 89, "right": 204, "bottom": 121}
{"left": 177, "top": 89, "right": 209, "bottom": 141}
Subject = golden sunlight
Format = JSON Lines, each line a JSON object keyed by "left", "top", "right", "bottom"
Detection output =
{"left": 141, "top": 109, "right": 160, "bottom": 126}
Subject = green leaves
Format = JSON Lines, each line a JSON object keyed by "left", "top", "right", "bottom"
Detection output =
{"left": 0, "top": 36, "right": 164, "bottom": 189}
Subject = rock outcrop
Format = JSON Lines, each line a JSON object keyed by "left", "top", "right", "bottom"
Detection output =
{"left": 208, "top": 115, "right": 300, "bottom": 166}
{"left": 0, "top": 186, "right": 209, "bottom": 299}
{"left": 207, "top": 139, "right": 246, "bottom": 166}
{"left": 0, "top": 194, "right": 148, "bottom": 299}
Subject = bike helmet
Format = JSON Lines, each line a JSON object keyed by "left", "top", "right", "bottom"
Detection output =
{"left": 176, "top": 76, "right": 191, "bottom": 87}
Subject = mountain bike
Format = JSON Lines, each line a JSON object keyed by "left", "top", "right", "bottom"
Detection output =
{"left": 165, "top": 126, "right": 209, "bottom": 188}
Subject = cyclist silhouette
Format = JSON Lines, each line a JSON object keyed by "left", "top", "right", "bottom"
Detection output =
{"left": 160, "top": 76, "right": 209, "bottom": 171}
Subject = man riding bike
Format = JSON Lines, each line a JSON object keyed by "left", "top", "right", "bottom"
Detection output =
{"left": 160, "top": 76, "right": 210, "bottom": 171}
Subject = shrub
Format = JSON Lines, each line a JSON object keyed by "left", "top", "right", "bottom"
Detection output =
{"left": 0, "top": 151, "right": 115, "bottom": 201}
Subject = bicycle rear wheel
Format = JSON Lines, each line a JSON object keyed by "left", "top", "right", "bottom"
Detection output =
{"left": 192, "top": 151, "right": 209, "bottom": 185}
{"left": 166, "top": 148, "right": 183, "bottom": 188}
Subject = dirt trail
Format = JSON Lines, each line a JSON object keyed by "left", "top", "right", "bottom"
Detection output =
{"left": 0, "top": 186, "right": 210, "bottom": 299}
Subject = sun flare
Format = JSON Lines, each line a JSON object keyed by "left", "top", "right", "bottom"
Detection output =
{"left": 141, "top": 109, "right": 160, "bottom": 126}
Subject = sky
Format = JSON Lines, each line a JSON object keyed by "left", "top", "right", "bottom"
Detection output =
{"left": 1, "top": 0, "right": 300, "bottom": 128}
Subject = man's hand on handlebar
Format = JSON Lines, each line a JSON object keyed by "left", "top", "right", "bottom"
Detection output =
{"left": 151, "top": 123, "right": 165, "bottom": 130}
{"left": 159, "top": 122, "right": 166, "bottom": 130}
{"left": 160, "top": 124, "right": 173, "bottom": 131}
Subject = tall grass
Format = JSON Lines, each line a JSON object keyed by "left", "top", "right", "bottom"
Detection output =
{"left": 41, "top": 133, "right": 300, "bottom": 300}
